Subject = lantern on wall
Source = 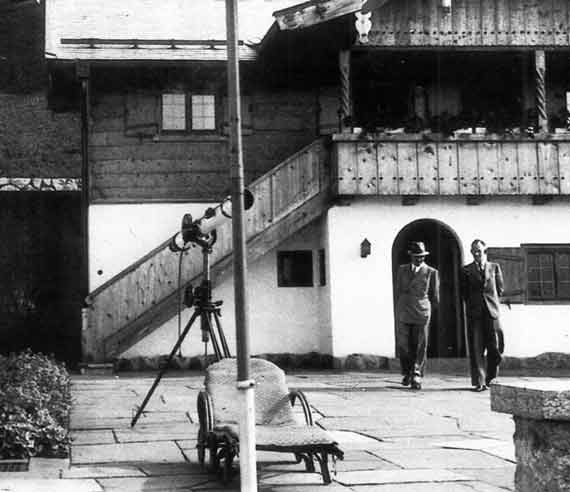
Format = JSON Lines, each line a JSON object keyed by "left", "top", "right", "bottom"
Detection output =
{"left": 360, "top": 238, "right": 371, "bottom": 258}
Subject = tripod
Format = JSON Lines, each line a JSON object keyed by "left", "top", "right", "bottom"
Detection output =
{"left": 130, "top": 234, "right": 230, "bottom": 427}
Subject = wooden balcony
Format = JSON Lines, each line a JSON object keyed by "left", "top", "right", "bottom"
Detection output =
{"left": 333, "top": 134, "right": 570, "bottom": 196}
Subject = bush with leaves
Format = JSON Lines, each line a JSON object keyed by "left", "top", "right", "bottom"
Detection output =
{"left": 0, "top": 350, "right": 71, "bottom": 459}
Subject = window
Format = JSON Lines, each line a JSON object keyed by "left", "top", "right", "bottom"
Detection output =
{"left": 526, "top": 247, "right": 570, "bottom": 301}
{"left": 191, "top": 95, "right": 216, "bottom": 130}
{"left": 160, "top": 93, "right": 216, "bottom": 132}
{"left": 162, "top": 93, "right": 186, "bottom": 131}
{"left": 277, "top": 251, "right": 313, "bottom": 287}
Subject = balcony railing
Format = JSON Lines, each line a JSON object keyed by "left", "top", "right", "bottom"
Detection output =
{"left": 333, "top": 133, "right": 570, "bottom": 196}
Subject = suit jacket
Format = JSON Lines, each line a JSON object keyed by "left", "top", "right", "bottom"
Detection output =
{"left": 461, "top": 261, "right": 504, "bottom": 319}
{"left": 396, "top": 263, "right": 440, "bottom": 324}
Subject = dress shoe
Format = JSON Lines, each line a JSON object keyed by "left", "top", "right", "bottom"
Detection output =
{"left": 411, "top": 378, "right": 422, "bottom": 390}
{"left": 485, "top": 377, "right": 497, "bottom": 386}
{"left": 473, "top": 384, "right": 487, "bottom": 392}
{"left": 401, "top": 375, "right": 411, "bottom": 386}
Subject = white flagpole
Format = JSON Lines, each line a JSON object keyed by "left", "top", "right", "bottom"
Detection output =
{"left": 225, "top": 0, "right": 257, "bottom": 490}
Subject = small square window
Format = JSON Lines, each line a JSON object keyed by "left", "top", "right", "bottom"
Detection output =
{"left": 191, "top": 95, "right": 216, "bottom": 130}
{"left": 162, "top": 93, "right": 186, "bottom": 131}
{"left": 277, "top": 250, "right": 313, "bottom": 287}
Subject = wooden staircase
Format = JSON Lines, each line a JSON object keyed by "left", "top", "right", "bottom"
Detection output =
{"left": 83, "top": 138, "right": 331, "bottom": 362}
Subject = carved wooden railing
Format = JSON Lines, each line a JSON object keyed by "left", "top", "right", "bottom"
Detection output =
{"left": 333, "top": 134, "right": 570, "bottom": 196}
{"left": 84, "top": 138, "right": 330, "bottom": 361}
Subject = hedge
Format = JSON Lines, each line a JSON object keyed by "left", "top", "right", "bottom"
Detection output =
{"left": 0, "top": 350, "right": 71, "bottom": 459}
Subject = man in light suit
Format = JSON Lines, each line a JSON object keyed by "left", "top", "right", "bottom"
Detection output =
{"left": 396, "top": 241, "right": 440, "bottom": 390}
{"left": 461, "top": 239, "right": 504, "bottom": 392}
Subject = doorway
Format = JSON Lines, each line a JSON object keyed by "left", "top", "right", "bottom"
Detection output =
{"left": 0, "top": 192, "right": 83, "bottom": 367}
{"left": 392, "top": 219, "right": 465, "bottom": 358}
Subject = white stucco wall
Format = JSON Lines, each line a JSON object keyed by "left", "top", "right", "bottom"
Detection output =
{"left": 326, "top": 196, "right": 570, "bottom": 358}
{"left": 119, "top": 217, "right": 330, "bottom": 358}
{"left": 89, "top": 203, "right": 212, "bottom": 291}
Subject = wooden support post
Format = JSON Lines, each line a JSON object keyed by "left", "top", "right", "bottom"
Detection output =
{"left": 76, "top": 61, "right": 91, "bottom": 360}
{"left": 535, "top": 50, "right": 548, "bottom": 133}
{"left": 521, "top": 52, "right": 529, "bottom": 128}
{"left": 339, "top": 49, "right": 352, "bottom": 132}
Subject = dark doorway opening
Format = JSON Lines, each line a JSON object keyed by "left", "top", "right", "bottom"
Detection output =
{"left": 0, "top": 192, "right": 83, "bottom": 367}
{"left": 392, "top": 219, "right": 465, "bottom": 358}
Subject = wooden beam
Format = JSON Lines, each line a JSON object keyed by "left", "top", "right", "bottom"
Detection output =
{"left": 103, "top": 190, "right": 331, "bottom": 358}
{"left": 535, "top": 50, "right": 548, "bottom": 133}
{"left": 77, "top": 61, "right": 92, "bottom": 362}
{"left": 274, "top": 0, "right": 364, "bottom": 31}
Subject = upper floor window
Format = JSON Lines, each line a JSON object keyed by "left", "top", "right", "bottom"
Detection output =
{"left": 160, "top": 93, "right": 216, "bottom": 132}
{"left": 162, "top": 93, "right": 186, "bottom": 131}
{"left": 191, "top": 95, "right": 216, "bottom": 130}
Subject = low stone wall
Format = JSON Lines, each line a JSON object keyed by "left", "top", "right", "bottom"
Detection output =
{"left": 112, "top": 351, "right": 570, "bottom": 373}
{"left": 491, "top": 380, "right": 570, "bottom": 492}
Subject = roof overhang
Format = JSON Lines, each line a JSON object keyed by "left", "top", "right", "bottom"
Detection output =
{"left": 272, "top": 0, "right": 388, "bottom": 31}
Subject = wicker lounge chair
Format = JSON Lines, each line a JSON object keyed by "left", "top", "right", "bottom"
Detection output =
{"left": 196, "top": 358, "right": 344, "bottom": 484}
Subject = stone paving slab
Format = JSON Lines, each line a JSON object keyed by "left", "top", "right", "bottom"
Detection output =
{"left": 435, "top": 438, "right": 516, "bottom": 462}
{"left": 368, "top": 448, "right": 512, "bottom": 469}
{"left": 326, "top": 430, "right": 385, "bottom": 450}
{"left": 138, "top": 463, "right": 202, "bottom": 476}
{"left": 454, "top": 467, "right": 516, "bottom": 490}
{"left": 61, "top": 465, "right": 145, "bottom": 479}
{"left": 70, "top": 430, "right": 116, "bottom": 445}
{"left": 351, "top": 483, "right": 506, "bottom": 492}
{"left": 96, "top": 475, "right": 209, "bottom": 491}
{"left": 0, "top": 479, "right": 102, "bottom": 492}
{"left": 114, "top": 423, "right": 198, "bottom": 443}
{"left": 334, "top": 469, "right": 471, "bottom": 485}
{"left": 72, "top": 442, "right": 186, "bottom": 465}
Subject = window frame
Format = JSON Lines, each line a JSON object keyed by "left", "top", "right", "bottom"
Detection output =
{"left": 523, "top": 244, "right": 570, "bottom": 303}
{"left": 160, "top": 91, "right": 218, "bottom": 134}
{"left": 277, "top": 250, "right": 314, "bottom": 288}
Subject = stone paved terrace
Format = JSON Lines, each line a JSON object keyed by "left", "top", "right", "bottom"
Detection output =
{"left": 2, "top": 370, "right": 568, "bottom": 491}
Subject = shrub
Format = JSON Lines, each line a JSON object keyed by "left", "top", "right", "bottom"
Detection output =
{"left": 0, "top": 350, "right": 71, "bottom": 459}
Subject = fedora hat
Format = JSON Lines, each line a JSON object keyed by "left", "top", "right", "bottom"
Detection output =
{"left": 407, "top": 241, "right": 430, "bottom": 256}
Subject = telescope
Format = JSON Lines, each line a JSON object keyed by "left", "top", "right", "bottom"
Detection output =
{"left": 169, "top": 189, "right": 254, "bottom": 252}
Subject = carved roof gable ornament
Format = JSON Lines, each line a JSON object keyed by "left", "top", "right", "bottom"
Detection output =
{"left": 355, "top": 11, "right": 372, "bottom": 44}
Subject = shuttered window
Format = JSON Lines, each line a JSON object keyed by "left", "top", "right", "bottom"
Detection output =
{"left": 525, "top": 247, "right": 570, "bottom": 301}
{"left": 488, "top": 245, "right": 570, "bottom": 303}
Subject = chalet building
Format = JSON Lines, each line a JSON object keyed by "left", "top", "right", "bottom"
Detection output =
{"left": 39, "top": 0, "right": 570, "bottom": 366}
{"left": 0, "top": 0, "right": 82, "bottom": 365}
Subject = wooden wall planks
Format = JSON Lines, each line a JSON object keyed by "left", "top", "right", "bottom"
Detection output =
{"left": 335, "top": 137, "right": 570, "bottom": 196}
{"left": 89, "top": 90, "right": 321, "bottom": 202}
{"left": 366, "top": 0, "right": 570, "bottom": 46}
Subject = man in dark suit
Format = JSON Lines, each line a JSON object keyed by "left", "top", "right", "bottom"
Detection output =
{"left": 396, "top": 241, "right": 440, "bottom": 390}
{"left": 461, "top": 239, "right": 504, "bottom": 392}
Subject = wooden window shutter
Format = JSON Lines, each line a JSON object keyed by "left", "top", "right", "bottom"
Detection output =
{"left": 124, "top": 92, "right": 159, "bottom": 136}
{"left": 486, "top": 247, "right": 525, "bottom": 304}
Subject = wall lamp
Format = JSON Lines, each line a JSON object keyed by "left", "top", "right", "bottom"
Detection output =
{"left": 360, "top": 238, "right": 371, "bottom": 258}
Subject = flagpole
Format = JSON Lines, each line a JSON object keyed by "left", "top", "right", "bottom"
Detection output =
{"left": 225, "top": 0, "right": 257, "bottom": 490}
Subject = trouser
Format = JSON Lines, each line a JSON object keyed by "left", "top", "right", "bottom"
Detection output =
{"left": 397, "top": 319, "right": 430, "bottom": 378}
{"left": 467, "top": 314, "right": 503, "bottom": 386}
